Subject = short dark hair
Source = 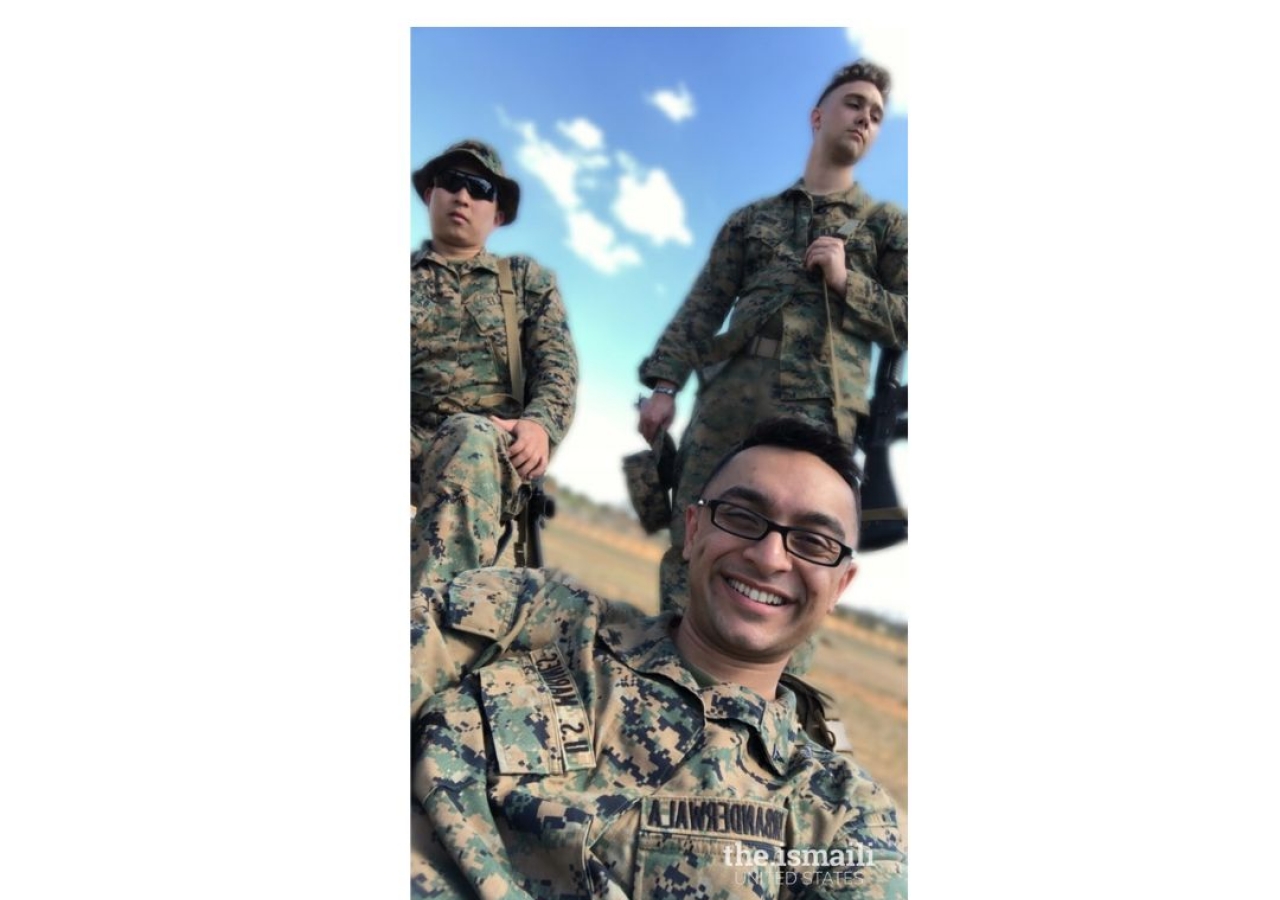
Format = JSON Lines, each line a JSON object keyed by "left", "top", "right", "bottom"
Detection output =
{"left": 699, "top": 417, "right": 863, "bottom": 524}
{"left": 815, "top": 59, "right": 892, "bottom": 109}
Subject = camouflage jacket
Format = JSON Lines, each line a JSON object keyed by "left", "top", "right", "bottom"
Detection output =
{"left": 411, "top": 242, "right": 579, "bottom": 447}
{"left": 638, "top": 182, "right": 906, "bottom": 432}
{"left": 411, "top": 568, "right": 906, "bottom": 899}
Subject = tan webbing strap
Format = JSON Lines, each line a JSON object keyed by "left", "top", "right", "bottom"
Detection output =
{"left": 496, "top": 258, "right": 525, "bottom": 406}
{"left": 822, "top": 202, "right": 894, "bottom": 443}
{"left": 822, "top": 278, "right": 845, "bottom": 433}
{"left": 495, "top": 257, "right": 534, "bottom": 559}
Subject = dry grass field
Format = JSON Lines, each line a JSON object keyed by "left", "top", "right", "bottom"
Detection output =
{"left": 533, "top": 498, "right": 908, "bottom": 838}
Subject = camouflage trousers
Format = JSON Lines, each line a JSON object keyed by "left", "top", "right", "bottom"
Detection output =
{"left": 410, "top": 414, "right": 527, "bottom": 595}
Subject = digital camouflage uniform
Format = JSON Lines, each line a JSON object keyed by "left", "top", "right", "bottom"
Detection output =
{"left": 410, "top": 568, "right": 907, "bottom": 899}
{"left": 410, "top": 244, "right": 578, "bottom": 593}
{"left": 639, "top": 183, "right": 907, "bottom": 612}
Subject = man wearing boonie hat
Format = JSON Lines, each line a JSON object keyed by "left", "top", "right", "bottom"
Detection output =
{"left": 636, "top": 60, "right": 907, "bottom": 619}
{"left": 410, "top": 139, "right": 579, "bottom": 593}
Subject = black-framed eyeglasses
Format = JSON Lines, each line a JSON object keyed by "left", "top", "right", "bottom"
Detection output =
{"left": 696, "top": 498, "right": 854, "bottom": 567}
{"left": 433, "top": 169, "right": 498, "bottom": 202}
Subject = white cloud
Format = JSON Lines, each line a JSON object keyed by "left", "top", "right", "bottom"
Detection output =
{"left": 556, "top": 117, "right": 605, "bottom": 151}
{"left": 510, "top": 119, "right": 641, "bottom": 276}
{"left": 611, "top": 153, "right": 693, "bottom": 247}
{"left": 845, "top": 26, "right": 908, "bottom": 116}
{"left": 565, "top": 210, "right": 642, "bottom": 275}
{"left": 646, "top": 83, "right": 696, "bottom": 123}
{"left": 498, "top": 106, "right": 696, "bottom": 274}
{"left": 575, "top": 155, "right": 611, "bottom": 194}
{"left": 510, "top": 120, "right": 582, "bottom": 210}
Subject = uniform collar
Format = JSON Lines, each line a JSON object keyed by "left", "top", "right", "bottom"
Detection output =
{"left": 780, "top": 178, "right": 869, "bottom": 208}
{"left": 410, "top": 240, "right": 499, "bottom": 272}
{"left": 599, "top": 611, "right": 807, "bottom": 776}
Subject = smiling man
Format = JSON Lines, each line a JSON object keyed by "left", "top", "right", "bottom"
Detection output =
{"left": 410, "top": 418, "right": 905, "bottom": 898}
{"left": 636, "top": 60, "right": 907, "bottom": 616}
{"left": 673, "top": 436, "right": 860, "bottom": 698}
{"left": 410, "top": 139, "right": 578, "bottom": 593}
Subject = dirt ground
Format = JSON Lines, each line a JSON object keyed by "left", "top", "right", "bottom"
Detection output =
{"left": 536, "top": 506, "right": 908, "bottom": 838}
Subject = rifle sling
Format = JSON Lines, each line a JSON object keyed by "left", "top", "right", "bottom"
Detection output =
{"left": 822, "top": 202, "right": 892, "bottom": 446}
{"left": 497, "top": 258, "right": 540, "bottom": 563}
{"left": 497, "top": 257, "right": 525, "bottom": 407}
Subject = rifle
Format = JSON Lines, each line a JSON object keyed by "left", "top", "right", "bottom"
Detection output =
{"left": 417, "top": 467, "right": 556, "bottom": 569}
{"left": 514, "top": 481, "right": 556, "bottom": 568}
{"left": 856, "top": 347, "right": 908, "bottom": 551}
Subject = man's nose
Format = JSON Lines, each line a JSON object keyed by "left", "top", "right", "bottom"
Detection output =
{"left": 742, "top": 528, "right": 793, "bottom": 573}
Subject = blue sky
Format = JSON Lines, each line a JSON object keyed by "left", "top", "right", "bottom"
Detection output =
{"left": 412, "top": 26, "right": 909, "bottom": 617}
{"left": 21, "top": 12, "right": 1269, "bottom": 880}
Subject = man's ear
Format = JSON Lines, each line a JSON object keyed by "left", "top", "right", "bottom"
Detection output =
{"left": 681, "top": 502, "right": 701, "bottom": 562}
{"left": 829, "top": 561, "right": 858, "bottom": 613}
{"left": 809, "top": 106, "right": 822, "bottom": 134}
{"left": 422, "top": 188, "right": 433, "bottom": 206}
{"left": 494, "top": 208, "right": 506, "bottom": 227}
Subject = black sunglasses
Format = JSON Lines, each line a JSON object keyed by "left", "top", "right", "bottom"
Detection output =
{"left": 433, "top": 169, "right": 498, "bottom": 203}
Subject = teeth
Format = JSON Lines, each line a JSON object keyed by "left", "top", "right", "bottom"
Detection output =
{"left": 727, "top": 578, "right": 787, "bottom": 606}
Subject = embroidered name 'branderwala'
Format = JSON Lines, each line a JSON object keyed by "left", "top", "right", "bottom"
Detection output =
{"left": 646, "top": 797, "right": 786, "bottom": 842}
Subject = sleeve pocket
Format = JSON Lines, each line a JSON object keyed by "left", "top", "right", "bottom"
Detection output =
{"left": 479, "top": 649, "right": 596, "bottom": 776}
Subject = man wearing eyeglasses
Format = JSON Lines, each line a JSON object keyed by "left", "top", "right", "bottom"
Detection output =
{"left": 411, "top": 139, "right": 578, "bottom": 592}
{"left": 411, "top": 418, "right": 905, "bottom": 898}
{"left": 636, "top": 60, "right": 907, "bottom": 615}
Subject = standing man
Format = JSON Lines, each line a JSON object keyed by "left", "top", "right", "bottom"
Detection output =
{"left": 637, "top": 61, "right": 907, "bottom": 611}
{"left": 411, "top": 139, "right": 578, "bottom": 592}
{"left": 411, "top": 418, "right": 906, "bottom": 898}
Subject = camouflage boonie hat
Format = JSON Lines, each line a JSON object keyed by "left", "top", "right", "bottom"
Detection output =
{"left": 623, "top": 432, "right": 678, "bottom": 534}
{"left": 412, "top": 139, "right": 521, "bottom": 225}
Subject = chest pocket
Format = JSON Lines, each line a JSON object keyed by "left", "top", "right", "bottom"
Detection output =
{"left": 634, "top": 795, "right": 787, "bottom": 900}
{"left": 735, "top": 218, "right": 799, "bottom": 333}
{"left": 743, "top": 218, "right": 799, "bottom": 274}
{"left": 463, "top": 290, "right": 509, "bottom": 340}
{"left": 410, "top": 275, "right": 466, "bottom": 350}
{"left": 478, "top": 646, "right": 596, "bottom": 776}
{"left": 841, "top": 221, "right": 880, "bottom": 275}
